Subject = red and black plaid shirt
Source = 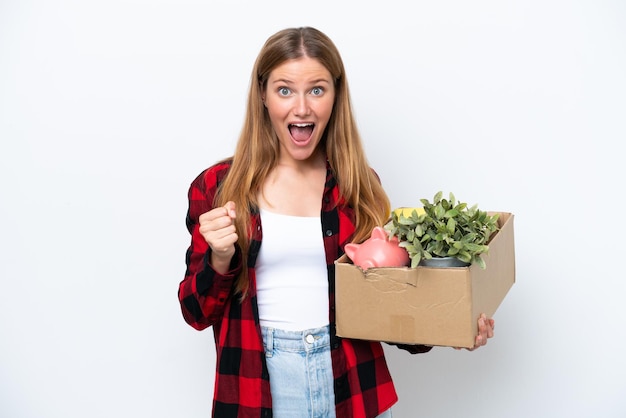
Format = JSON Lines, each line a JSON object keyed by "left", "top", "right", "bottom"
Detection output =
{"left": 178, "top": 159, "right": 431, "bottom": 418}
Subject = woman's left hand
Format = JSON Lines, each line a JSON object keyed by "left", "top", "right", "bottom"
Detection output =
{"left": 455, "top": 313, "right": 495, "bottom": 351}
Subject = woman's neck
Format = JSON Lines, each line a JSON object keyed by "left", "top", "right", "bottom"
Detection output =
{"left": 259, "top": 157, "right": 327, "bottom": 217}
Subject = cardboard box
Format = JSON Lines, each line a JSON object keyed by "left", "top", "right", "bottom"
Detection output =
{"left": 334, "top": 212, "right": 515, "bottom": 348}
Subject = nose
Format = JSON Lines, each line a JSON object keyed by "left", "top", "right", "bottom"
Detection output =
{"left": 293, "top": 94, "right": 311, "bottom": 116}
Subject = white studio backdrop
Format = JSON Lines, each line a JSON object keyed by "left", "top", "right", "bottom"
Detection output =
{"left": 1, "top": 1, "right": 624, "bottom": 417}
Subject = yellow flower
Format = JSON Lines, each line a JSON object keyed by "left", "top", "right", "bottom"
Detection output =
{"left": 392, "top": 207, "right": 426, "bottom": 218}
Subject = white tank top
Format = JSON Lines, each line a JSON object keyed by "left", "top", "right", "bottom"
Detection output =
{"left": 256, "top": 208, "right": 329, "bottom": 331}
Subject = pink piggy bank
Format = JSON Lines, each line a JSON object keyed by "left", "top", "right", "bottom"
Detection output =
{"left": 344, "top": 226, "right": 410, "bottom": 269}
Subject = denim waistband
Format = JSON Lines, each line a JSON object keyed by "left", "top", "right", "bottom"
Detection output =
{"left": 261, "top": 325, "right": 331, "bottom": 354}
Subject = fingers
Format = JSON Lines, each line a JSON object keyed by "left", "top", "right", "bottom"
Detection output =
{"left": 474, "top": 314, "right": 495, "bottom": 349}
{"left": 457, "top": 314, "right": 494, "bottom": 352}
{"left": 198, "top": 202, "right": 238, "bottom": 256}
{"left": 199, "top": 201, "right": 236, "bottom": 224}
{"left": 479, "top": 313, "right": 495, "bottom": 339}
{"left": 224, "top": 201, "right": 237, "bottom": 219}
{"left": 452, "top": 314, "right": 496, "bottom": 352}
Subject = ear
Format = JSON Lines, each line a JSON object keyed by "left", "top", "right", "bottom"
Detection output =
{"left": 344, "top": 243, "right": 359, "bottom": 260}
{"left": 371, "top": 226, "right": 387, "bottom": 240}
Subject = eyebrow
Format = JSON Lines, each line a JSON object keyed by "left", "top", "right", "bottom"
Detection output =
{"left": 269, "top": 78, "right": 332, "bottom": 85}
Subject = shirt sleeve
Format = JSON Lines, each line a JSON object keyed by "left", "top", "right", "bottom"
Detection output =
{"left": 177, "top": 165, "right": 242, "bottom": 330}
{"left": 387, "top": 343, "right": 434, "bottom": 354}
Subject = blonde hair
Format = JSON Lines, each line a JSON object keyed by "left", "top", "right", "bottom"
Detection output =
{"left": 216, "top": 27, "right": 390, "bottom": 296}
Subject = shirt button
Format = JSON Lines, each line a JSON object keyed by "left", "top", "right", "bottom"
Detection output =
{"left": 305, "top": 334, "right": 315, "bottom": 344}
{"left": 325, "top": 230, "right": 333, "bottom": 236}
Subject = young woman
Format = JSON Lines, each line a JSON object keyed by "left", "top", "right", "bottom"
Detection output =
{"left": 178, "top": 27, "right": 494, "bottom": 418}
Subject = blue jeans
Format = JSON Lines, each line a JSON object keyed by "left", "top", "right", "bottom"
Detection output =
{"left": 261, "top": 325, "right": 393, "bottom": 418}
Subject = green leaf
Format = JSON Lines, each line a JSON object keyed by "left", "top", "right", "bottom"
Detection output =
{"left": 446, "top": 218, "right": 456, "bottom": 234}
{"left": 434, "top": 204, "right": 445, "bottom": 219}
{"left": 457, "top": 252, "right": 472, "bottom": 263}
{"left": 445, "top": 209, "right": 459, "bottom": 218}
{"left": 475, "top": 256, "right": 486, "bottom": 269}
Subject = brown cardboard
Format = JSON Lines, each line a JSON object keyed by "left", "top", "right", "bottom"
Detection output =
{"left": 334, "top": 212, "right": 515, "bottom": 348}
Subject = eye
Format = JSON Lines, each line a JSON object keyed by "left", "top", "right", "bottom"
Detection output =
{"left": 311, "top": 87, "right": 324, "bottom": 96}
{"left": 278, "top": 87, "right": 291, "bottom": 96}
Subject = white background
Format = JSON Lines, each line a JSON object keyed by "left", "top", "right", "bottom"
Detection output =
{"left": 1, "top": 1, "right": 625, "bottom": 417}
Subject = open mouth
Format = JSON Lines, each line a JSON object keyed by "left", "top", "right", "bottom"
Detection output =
{"left": 288, "top": 123, "right": 314, "bottom": 142}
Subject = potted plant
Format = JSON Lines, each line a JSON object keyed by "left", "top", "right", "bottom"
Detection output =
{"left": 384, "top": 191, "right": 500, "bottom": 269}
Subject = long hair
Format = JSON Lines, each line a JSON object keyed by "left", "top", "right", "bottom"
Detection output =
{"left": 216, "top": 27, "right": 390, "bottom": 296}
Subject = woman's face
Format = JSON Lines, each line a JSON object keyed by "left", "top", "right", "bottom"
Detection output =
{"left": 263, "top": 56, "right": 335, "bottom": 165}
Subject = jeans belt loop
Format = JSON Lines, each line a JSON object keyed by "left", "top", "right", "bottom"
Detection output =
{"left": 265, "top": 327, "right": 274, "bottom": 358}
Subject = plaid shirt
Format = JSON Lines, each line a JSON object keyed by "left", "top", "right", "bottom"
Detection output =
{"left": 178, "top": 159, "right": 431, "bottom": 418}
